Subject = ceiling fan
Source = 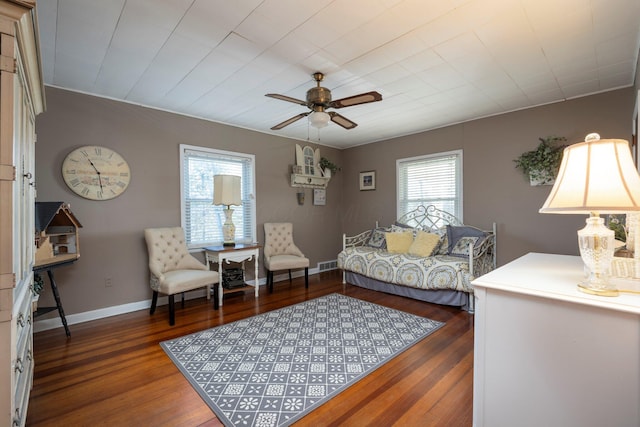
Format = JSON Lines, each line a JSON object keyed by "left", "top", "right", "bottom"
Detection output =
{"left": 266, "top": 72, "right": 382, "bottom": 130}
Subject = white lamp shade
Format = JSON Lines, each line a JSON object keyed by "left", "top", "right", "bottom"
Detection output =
{"left": 309, "top": 111, "right": 330, "bottom": 128}
{"left": 213, "top": 174, "right": 241, "bottom": 206}
{"left": 539, "top": 137, "right": 640, "bottom": 214}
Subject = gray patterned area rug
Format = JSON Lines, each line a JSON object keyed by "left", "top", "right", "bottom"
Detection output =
{"left": 160, "top": 293, "right": 444, "bottom": 427}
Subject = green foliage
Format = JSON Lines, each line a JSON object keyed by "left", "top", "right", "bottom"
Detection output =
{"left": 32, "top": 273, "right": 44, "bottom": 295}
{"left": 514, "top": 136, "right": 567, "bottom": 183}
{"left": 608, "top": 215, "right": 627, "bottom": 242}
{"left": 319, "top": 157, "right": 339, "bottom": 174}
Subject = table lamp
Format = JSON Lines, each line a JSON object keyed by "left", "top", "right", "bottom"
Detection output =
{"left": 213, "top": 174, "right": 241, "bottom": 246}
{"left": 539, "top": 133, "right": 640, "bottom": 296}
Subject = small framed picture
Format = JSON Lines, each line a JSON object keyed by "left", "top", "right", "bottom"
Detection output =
{"left": 313, "top": 188, "right": 326, "bottom": 205}
{"left": 359, "top": 171, "right": 376, "bottom": 191}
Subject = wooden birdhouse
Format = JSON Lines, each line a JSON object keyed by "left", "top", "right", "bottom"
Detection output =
{"left": 35, "top": 202, "right": 82, "bottom": 267}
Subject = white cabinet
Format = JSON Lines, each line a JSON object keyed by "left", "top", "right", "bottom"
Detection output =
{"left": 472, "top": 253, "right": 640, "bottom": 427}
{"left": 0, "top": 2, "right": 45, "bottom": 426}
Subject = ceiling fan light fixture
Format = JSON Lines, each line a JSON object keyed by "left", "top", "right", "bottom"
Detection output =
{"left": 267, "top": 72, "right": 382, "bottom": 131}
{"left": 308, "top": 111, "right": 330, "bottom": 128}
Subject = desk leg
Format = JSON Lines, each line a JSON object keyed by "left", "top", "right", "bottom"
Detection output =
{"left": 213, "top": 284, "right": 219, "bottom": 310}
{"left": 218, "top": 261, "right": 224, "bottom": 308}
{"left": 254, "top": 250, "right": 259, "bottom": 299}
{"left": 46, "top": 269, "right": 71, "bottom": 337}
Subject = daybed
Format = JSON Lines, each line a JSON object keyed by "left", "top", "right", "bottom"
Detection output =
{"left": 338, "top": 205, "right": 496, "bottom": 312}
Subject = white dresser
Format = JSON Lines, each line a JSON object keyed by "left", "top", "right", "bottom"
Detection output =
{"left": 472, "top": 253, "right": 640, "bottom": 427}
{"left": 0, "top": 2, "right": 44, "bottom": 426}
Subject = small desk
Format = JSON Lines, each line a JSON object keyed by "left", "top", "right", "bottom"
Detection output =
{"left": 204, "top": 244, "right": 260, "bottom": 308}
{"left": 33, "top": 254, "right": 78, "bottom": 337}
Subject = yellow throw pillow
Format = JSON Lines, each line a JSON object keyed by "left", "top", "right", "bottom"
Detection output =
{"left": 385, "top": 231, "right": 414, "bottom": 254}
{"left": 408, "top": 230, "right": 441, "bottom": 257}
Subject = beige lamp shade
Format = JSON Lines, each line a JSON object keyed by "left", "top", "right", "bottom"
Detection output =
{"left": 213, "top": 175, "right": 241, "bottom": 206}
{"left": 539, "top": 135, "right": 640, "bottom": 214}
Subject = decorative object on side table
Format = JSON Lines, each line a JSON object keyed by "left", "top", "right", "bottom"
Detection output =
{"left": 514, "top": 136, "right": 567, "bottom": 186}
{"left": 34, "top": 202, "right": 83, "bottom": 337}
{"left": 539, "top": 133, "right": 640, "bottom": 296}
{"left": 213, "top": 174, "right": 241, "bottom": 246}
{"left": 359, "top": 170, "right": 376, "bottom": 191}
{"left": 608, "top": 214, "right": 633, "bottom": 259}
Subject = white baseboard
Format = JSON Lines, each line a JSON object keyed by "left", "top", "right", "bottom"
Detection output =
{"left": 34, "top": 269, "right": 322, "bottom": 332}
{"left": 34, "top": 299, "right": 155, "bottom": 333}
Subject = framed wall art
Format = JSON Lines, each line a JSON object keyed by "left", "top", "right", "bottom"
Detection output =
{"left": 313, "top": 188, "right": 326, "bottom": 205}
{"left": 359, "top": 171, "right": 376, "bottom": 191}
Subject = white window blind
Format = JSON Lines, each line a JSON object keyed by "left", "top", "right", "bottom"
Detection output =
{"left": 180, "top": 145, "right": 256, "bottom": 248}
{"left": 397, "top": 150, "right": 462, "bottom": 220}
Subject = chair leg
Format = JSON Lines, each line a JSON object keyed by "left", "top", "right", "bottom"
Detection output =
{"left": 213, "top": 284, "right": 219, "bottom": 310}
{"left": 288, "top": 270, "right": 292, "bottom": 284}
{"left": 181, "top": 292, "right": 185, "bottom": 308}
{"left": 168, "top": 294, "right": 175, "bottom": 326}
{"left": 150, "top": 291, "right": 158, "bottom": 314}
{"left": 268, "top": 270, "right": 273, "bottom": 293}
{"left": 305, "top": 267, "right": 309, "bottom": 289}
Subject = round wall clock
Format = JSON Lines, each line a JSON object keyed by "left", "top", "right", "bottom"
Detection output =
{"left": 62, "top": 145, "right": 131, "bottom": 200}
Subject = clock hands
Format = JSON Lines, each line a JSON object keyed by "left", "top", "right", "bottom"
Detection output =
{"left": 87, "top": 158, "right": 104, "bottom": 191}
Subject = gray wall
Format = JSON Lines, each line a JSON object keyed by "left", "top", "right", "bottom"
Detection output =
{"left": 35, "top": 85, "right": 636, "bottom": 317}
{"left": 340, "top": 88, "right": 636, "bottom": 266}
{"left": 35, "top": 87, "right": 343, "bottom": 315}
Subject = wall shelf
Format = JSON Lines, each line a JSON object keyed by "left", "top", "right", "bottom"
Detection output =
{"left": 290, "top": 173, "right": 330, "bottom": 188}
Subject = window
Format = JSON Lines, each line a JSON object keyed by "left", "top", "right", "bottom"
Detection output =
{"left": 180, "top": 145, "right": 256, "bottom": 248}
{"left": 397, "top": 150, "right": 463, "bottom": 220}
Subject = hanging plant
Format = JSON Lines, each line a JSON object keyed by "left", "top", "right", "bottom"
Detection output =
{"left": 514, "top": 136, "right": 567, "bottom": 186}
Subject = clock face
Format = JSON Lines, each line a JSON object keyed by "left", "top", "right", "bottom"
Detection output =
{"left": 62, "top": 146, "right": 131, "bottom": 200}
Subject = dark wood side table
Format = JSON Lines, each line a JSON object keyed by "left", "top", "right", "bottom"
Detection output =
{"left": 204, "top": 243, "right": 261, "bottom": 309}
{"left": 33, "top": 254, "right": 78, "bottom": 337}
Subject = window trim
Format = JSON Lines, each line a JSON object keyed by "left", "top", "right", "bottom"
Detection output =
{"left": 179, "top": 144, "right": 256, "bottom": 249}
{"left": 396, "top": 149, "right": 463, "bottom": 221}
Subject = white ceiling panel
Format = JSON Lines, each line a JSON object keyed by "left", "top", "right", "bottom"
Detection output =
{"left": 127, "top": 34, "right": 213, "bottom": 104}
{"left": 38, "top": 0, "right": 640, "bottom": 149}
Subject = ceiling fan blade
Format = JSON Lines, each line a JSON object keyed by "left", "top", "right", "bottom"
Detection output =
{"left": 330, "top": 91, "right": 382, "bottom": 109}
{"left": 265, "top": 93, "right": 307, "bottom": 106}
{"left": 270, "top": 112, "right": 309, "bottom": 130}
{"left": 329, "top": 112, "right": 357, "bottom": 129}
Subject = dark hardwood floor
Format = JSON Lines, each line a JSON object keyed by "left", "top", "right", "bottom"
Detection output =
{"left": 27, "top": 270, "right": 474, "bottom": 426}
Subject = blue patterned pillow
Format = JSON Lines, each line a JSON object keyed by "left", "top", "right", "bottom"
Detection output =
{"left": 446, "top": 225, "right": 487, "bottom": 256}
{"left": 366, "top": 227, "right": 389, "bottom": 249}
{"left": 433, "top": 227, "right": 448, "bottom": 255}
{"left": 391, "top": 223, "right": 417, "bottom": 236}
{"left": 450, "top": 236, "right": 479, "bottom": 257}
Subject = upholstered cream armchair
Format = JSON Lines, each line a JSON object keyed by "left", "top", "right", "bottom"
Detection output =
{"left": 263, "top": 222, "right": 309, "bottom": 292}
{"left": 144, "top": 227, "right": 219, "bottom": 325}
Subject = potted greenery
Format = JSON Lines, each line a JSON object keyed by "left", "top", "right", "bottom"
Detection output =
{"left": 319, "top": 157, "right": 339, "bottom": 178}
{"left": 514, "top": 136, "right": 567, "bottom": 186}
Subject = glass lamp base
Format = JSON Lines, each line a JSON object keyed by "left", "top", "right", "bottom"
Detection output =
{"left": 577, "top": 282, "right": 619, "bottom": 297}
{"left": 577, "top": 214, "right": 617, "bottom": 297}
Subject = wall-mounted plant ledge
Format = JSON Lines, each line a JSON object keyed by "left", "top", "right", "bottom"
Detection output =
{"left": 290, "top": 167, "right": 331, "bottom": 188}
{"left": 290, "top": 144, "right": 333, "bottom": 188}
{"left": 514, "top": 136, "right": 567, "bottom": 186}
